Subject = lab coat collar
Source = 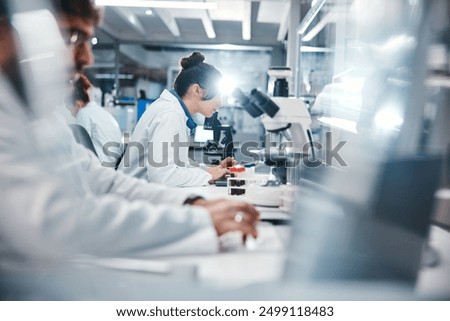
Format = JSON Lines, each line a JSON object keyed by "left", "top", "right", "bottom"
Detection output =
{"left": 168, "top": 89, "right": 197, "bottom": 135}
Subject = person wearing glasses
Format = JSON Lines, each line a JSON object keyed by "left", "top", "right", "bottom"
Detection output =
{"left": 118, "top": 52, "right": 235, "bottom": 187}
{"left": 0, "top": 0, "right": 259, "bottom": 271}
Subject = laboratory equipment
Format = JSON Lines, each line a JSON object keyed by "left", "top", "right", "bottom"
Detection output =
{"left": 268, "top": 67, "right": 291, "bottom": 97}
{"left": 203, "top": 112, "right": 235, "bottom": 162}
{"left": 232, "top": 84, "right": 312, "bottom": 184}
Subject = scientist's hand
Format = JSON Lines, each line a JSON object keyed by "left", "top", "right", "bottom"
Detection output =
{"left": 191, "top": 198, "right": 260, "bottom": 239}
{"left": 207, "top": 166, "right": 228, "bottom": 182}
{"left": 219, "top": 157, "right": 237, "bottom": 168}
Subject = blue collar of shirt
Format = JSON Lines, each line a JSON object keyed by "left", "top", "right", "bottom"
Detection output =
{"left": 169, "top": 89, "right": 197, "bottom": 135}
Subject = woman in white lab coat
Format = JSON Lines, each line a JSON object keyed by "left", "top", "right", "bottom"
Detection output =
{"left": 118, "top": 52, "right": 232, "bottom": 187}
{"left": 70, "top": 74, "right": 123, "bottom": 166}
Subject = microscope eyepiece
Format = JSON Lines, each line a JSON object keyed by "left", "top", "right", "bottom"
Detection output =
{"left": 232, "top": 88, "right": 264, "bottom": 118}
{"left": 249, "top": 89, "right": 280, "bottom": 118}
{"left": 273, "top": 78, "right": 289, "bottom": 97}
{"left": 232, "top": 88, "right": 280, "bottom": 118}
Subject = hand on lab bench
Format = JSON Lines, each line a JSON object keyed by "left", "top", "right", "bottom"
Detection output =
{"left": 206, "top": 157, "right": 237, "bottom": 182}
{"left": 206, "top": 166, "right": 229, "bottom": 182}
{"left": 190, "top": 198, "right": 260, "bottom": 240}
{"left": 219, "top": 157, "right": 237, "bottom": 168}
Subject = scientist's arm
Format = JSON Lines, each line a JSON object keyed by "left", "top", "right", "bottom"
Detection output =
{"left": 0, "top": 103, "right": 212, "bottom": 258}
{"left": 206, "top": 166, "right": 229, "bottom": 183}
{"left": 219, "top": 157, "right": 238, "bottom": 168}
{"left": 76, "top": 144, "right": 195, "bottom": 206}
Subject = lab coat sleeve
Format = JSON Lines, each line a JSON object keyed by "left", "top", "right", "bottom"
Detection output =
{"left": 0, "top": 99, "right": 219, "bottom": 262}
{"left": 72, "top": 140, "right": 198, "bottom": 206}
{"left": 145, "top": 111, "right": 212, "bottom": 187}
{"left": 2, "top": 163, "right": 219, "bottom": 260}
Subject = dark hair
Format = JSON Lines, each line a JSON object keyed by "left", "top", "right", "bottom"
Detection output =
{"left": 0, "top": 0, "right": 9, "bottom": 20}
{"left": 174, "top": 51, "right": 222, "bottom": 101}
{"left": 0, "top": 1, "right": 100, "bottom": 23}
{"left": 72, "top": 74, "right": 92, "bottom": 104}
{"left": 0, "top": 1, "right": 7, "bottom": 16}
{"left": 50, "top": 0, "right": 101, "bottom": 25}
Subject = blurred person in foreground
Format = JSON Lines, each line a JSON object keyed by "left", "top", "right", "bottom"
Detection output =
{"left": 0, "top": 0, "right": 258, "bottom": 270}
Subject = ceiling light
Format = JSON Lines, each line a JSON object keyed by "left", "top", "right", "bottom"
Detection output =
{"left": 145, "top": 9, "right": 153, "bottom": 15}
{"left": 95, "top": 0, "right": 218, "bottom": 10}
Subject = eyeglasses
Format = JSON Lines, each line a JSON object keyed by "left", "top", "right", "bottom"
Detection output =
{"left": 62, "top": 28, "right": 93, "bottom": 47}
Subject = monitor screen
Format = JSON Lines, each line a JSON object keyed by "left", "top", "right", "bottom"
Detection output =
{"left": 193, "top": 125, "right": 213, "bottom": 143}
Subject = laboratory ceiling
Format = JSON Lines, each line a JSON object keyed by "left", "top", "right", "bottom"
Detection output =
{"left": 89, "top": 0, "right": 314, "bottom": 86}
{"left": 96, "top": 0, "right": 296, "bottom": 47}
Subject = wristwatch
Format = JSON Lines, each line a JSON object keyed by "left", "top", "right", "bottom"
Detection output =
{"left": 183, "top": 195, "right": 205, "bottom": 205}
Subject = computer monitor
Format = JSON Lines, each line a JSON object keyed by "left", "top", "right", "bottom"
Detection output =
{"left": 193, "top": 125, "right": 213, "bottom": 143}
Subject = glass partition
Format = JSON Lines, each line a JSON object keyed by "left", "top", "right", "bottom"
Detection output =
{"left": 287, "top": 0, "right": 446, "bottom": 284}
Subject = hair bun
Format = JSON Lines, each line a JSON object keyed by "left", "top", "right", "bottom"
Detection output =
{"left": 180, "top": 51, "right": 205, "bottom": 70}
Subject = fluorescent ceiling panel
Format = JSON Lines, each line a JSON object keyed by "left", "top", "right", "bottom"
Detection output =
{"left": 96, "top": 0, "right": 218, "bottom": 10}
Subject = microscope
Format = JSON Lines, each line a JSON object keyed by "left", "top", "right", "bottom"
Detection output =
{"left": 233, "top": 68, "right": 312, "bottom": 184}
{"left": 202, "top": 111, "right": 234, "bottom": 165}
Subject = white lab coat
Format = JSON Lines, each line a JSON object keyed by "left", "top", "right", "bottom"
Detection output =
{"left": 0, "top": 75, "right": 218, "bottom": 268}
{"left": 118, "top": 89, "right": 212, "bottom": 187}
{"left": 76, "top": 101, "right": 123, "bottom": 166}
